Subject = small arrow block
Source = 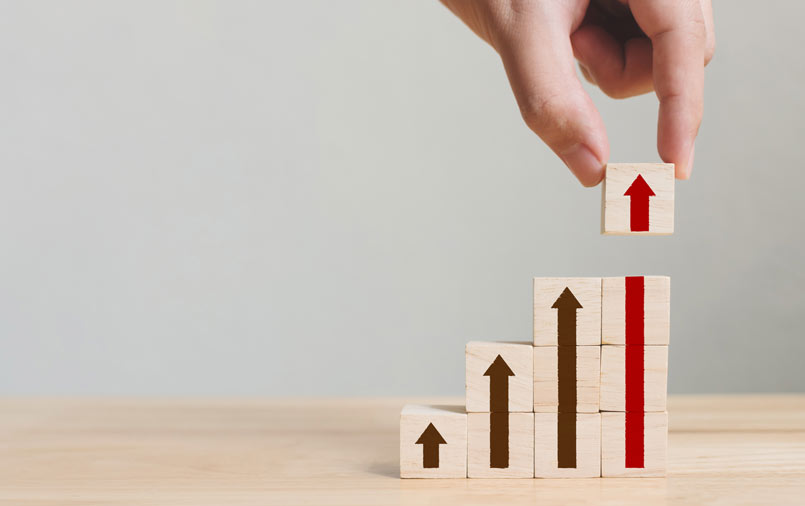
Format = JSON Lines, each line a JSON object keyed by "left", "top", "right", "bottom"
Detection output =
{"left": 465, "top": 342, "right": 533, "bottom": 413}
{"left": 468, "top": 412, "right": 535, "bottom": 478}
{"left": 601, "top": 412, "right": 668, "bottom": 477}
{"left": 601, "top": 345, "right": 668, "bottom": 412}
{"left": 533, "top": 345, "right": 601, "bottom": 413}
{"left": 533, "top": 277, "right": 602, "bottom": 346}
{"left": 602, "top": 276, "right": 671, "bottom": 346}
{"left": 534, "top": 412, "right": 601, "bottom": 478}
{"left": 400, "top": 405, "right": 467, "bottom": 478}
{"left": 601, "top": 163, "right": 674, "bottom": 235}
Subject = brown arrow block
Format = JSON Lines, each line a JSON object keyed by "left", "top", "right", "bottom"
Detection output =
{"left": 533, "top": 278, "right": 601, "bottom": 347}
{"left": 602, "top": 276, "right": 670, "bottom": 346}
{"left": 601, "top": 163, "right": 674, "bottom": 235}
{"left": 601, "top": 412, "right": 668, "bottom": 477}
{"left": 533, "top": 346, "right": 600, "bottom": 413}
{"left": 465, "top": 342, "right": 533, "bottom": 413}
{"left": 400, "top": 405, "right": 467, "bottom": 478}
{"left": 600, "top": 345, "right": 668, "bottom": 412}
{"left": 468, "top": 412, "right": 534, "bottom": 478}
{"left": 534, "top": 413, "right": 601, "bottom": 478}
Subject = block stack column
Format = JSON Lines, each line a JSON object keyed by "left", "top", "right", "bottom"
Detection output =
{"left": 465, "top": 341, "right": 534, "bottom": 478}
{"left": 532, "top": 278, "right": 602, "bottom": 478}
{"left": 600, "top": 276, "right": 670, "bottom": 477}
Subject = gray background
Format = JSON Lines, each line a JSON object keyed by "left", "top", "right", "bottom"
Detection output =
{"left": 1, "top": 1, "right": 802, "bottom": 396}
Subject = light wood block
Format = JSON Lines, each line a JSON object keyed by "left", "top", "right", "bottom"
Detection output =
{"left": 533, "top": 277, "right": 601, "bottom": 346}
{"left": 400, "top": 405, "right": 467, "bottom": 478}
{"left": 600, "top": 345, "right": 668, "bottom": 412}
{"left": 602, "top": 276, "right": 670, "bottom": 345}
{"left": 601, "top": 163, "right": 674, "bottom": 235}
{"left": 601, "top": 411, "right": 668, "bottom": 477}
{"left": 465, "top": 341, "right": 533, "bottom": 413}
{"left": 533, "top": 346, "right": 600, "bottom": 413}
{"left": 534, "top": 413, "right": 601, "bottom": 478}
{"left": 467, "top": 412, "right": 534, "bottom": 478}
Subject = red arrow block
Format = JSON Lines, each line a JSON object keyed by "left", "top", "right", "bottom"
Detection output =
{"left": 601, "top": 163, "right": 674, "bottom": 235}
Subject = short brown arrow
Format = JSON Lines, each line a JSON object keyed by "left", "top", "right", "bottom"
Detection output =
{"left": 553, "top": 287, "right": 582, "bottom": 468}
{"left": 485, "top": 355, "right": 514, "bottom": 468}
{"left": 415, "top": 423, "right": 446, "bottom": 468}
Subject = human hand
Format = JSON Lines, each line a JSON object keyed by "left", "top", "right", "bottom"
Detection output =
{"left": 441, "top": 0, "right": 715, "bottom": 186}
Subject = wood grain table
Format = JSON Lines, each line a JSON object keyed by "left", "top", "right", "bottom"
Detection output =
{"left": 1, "top": 395, "right": 804, "bottom": 505}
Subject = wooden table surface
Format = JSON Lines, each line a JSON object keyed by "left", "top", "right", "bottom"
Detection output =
{"left": 1, "top": 395, "right": 804, "bottom": 505}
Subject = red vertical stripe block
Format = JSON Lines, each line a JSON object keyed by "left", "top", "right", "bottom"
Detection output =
{"left": 625, "top": 276, "right": 645, "bottom": 468}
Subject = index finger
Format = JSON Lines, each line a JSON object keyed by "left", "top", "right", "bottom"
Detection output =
{"left": 630, "top": 0, "right": 707, "bottom": 179}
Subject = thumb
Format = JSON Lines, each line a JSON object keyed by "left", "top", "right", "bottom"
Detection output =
{"left": 496, "top": 10, "right": 609, "bottom": 186}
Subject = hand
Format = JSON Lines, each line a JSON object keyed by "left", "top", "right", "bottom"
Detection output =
{"left": 441, "top": 0, "right": 715, "bottom": 186}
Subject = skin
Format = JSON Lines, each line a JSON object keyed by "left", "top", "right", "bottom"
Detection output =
{"left": 440, "top": 0, "right": 715, "bottom": 186}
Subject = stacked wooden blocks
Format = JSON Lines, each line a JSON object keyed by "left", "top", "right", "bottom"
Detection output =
{"left": 600, "top": 276, "right": 670, "bottom": 477}
{"left": 400, "top": 163, "right": 674, "bottom": 479}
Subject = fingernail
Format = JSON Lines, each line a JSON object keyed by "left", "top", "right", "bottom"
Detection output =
{"left": 683, "top": 144, "right": 696, "bottom": 179}
{"left": 560, "top": 144, "right": 605, "bottom": 187}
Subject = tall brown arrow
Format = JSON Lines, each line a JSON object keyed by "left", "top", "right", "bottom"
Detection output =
{"left": 553, "top": 287, "right": 582, "bottom": 468}
{"left": 485, "top": 355, "right": 514, "bottom": 468}
{"left": 415, "top": 423, "right": 446, "bottom": 468}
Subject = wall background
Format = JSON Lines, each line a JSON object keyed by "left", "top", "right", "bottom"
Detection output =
{"left": 1, "top": 1, "right": 802, "bottom": 395}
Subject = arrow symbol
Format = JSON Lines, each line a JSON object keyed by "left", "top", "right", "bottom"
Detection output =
{"left": 624, "top": 174, "right": 656, "bottom": 232}
{"left": 485, "top": 355, "right": 514, "bottom": 468}
{"left": 485, "top": 355, "right": 514, "bottom": 412}
{"left": 415, "top": 423, "right": 446, "bottom": 468}
{"left": 552, "top": 287, "right": 582, "bottom": 348}
{"left": 625, "top": 276, "right": 646, "bottom": 468}
{"left": 553, "top": 287, "right": 582, "bottom": 468}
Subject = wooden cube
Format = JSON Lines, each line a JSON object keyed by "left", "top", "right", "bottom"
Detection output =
{"left": 534, "top": 413, "right": 601, "bottom": 478}
{"left": 601, "top": 163, "right": 674, "bottom": 235}
{"left": 601, "top": 411, "right": 668, "bottom": 477}
{"left": 533, "top": 346, "right": 600, "bottom": 413}
{"left": 466, "top": 341, "right": 533, "bottom": 413}
{"left": 533, "top": 277, "right": 601, "bottom": 346}
{"left": 602, "top": 276, "right": 670, "bottom": 345}
{"left": 600, "top": 345, "right": 668, "bottom": 412}
{"left": 467, "top": 412, "right": 534, "bottom": 478}
{"left": 400, "top": 405, "right": 467, "bottom": 478}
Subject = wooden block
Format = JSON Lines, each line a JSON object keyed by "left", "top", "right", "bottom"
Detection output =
{"left": 533, "top": 346, "right": 600, "bottom": 413}
{"left": 534, "top": 413, "right": 601, "bottom": 478}
{"left": 465, "top": 341, "right": 533, "bottom": 413}
{"left": 467, "top": 412, "right": 534, "bottom": 478}
{"left": 601, "top": 411, "right": 668, "bottom": 477}
{"left": 400, "top": 405, "right": 467, "bottom": 478}
{"left": 600, "top": 345, "right": 668, "bottom": 412}
{"left": 533, "top": 277, "right": 601, "bottom": 346}
{"left": 601, "top": 163, "right": 674, "bottom": 235}
{"left": 602, "top": 276, "right": 670, "bottom": 345}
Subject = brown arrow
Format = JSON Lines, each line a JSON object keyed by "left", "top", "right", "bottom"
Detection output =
{"left": 490, "top": 412, "right": 509, "bottom": 468}
{"left": 484, "top": 355, "right": 514, "bottom": 468}
{"left": 415, "top": 423, "right": 446, "bottom": 468}
{"left": 553, "top": 287, "right": 582, "bottom": 468}
{"left": 553, "top": 287, "right": 582, "bottom": 348}
{"left": 484, "top": 355, "right": 515, "bottom": 412}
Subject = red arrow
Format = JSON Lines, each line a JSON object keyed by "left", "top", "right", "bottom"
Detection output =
{"left": 624, "top": 174, "right": 655, "bottom": 232}
{"left": 625, "top": 276, "right": 645, "bottom": 468}
{"left": 415, "top": 423, "right": 447, "bottom": 468}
